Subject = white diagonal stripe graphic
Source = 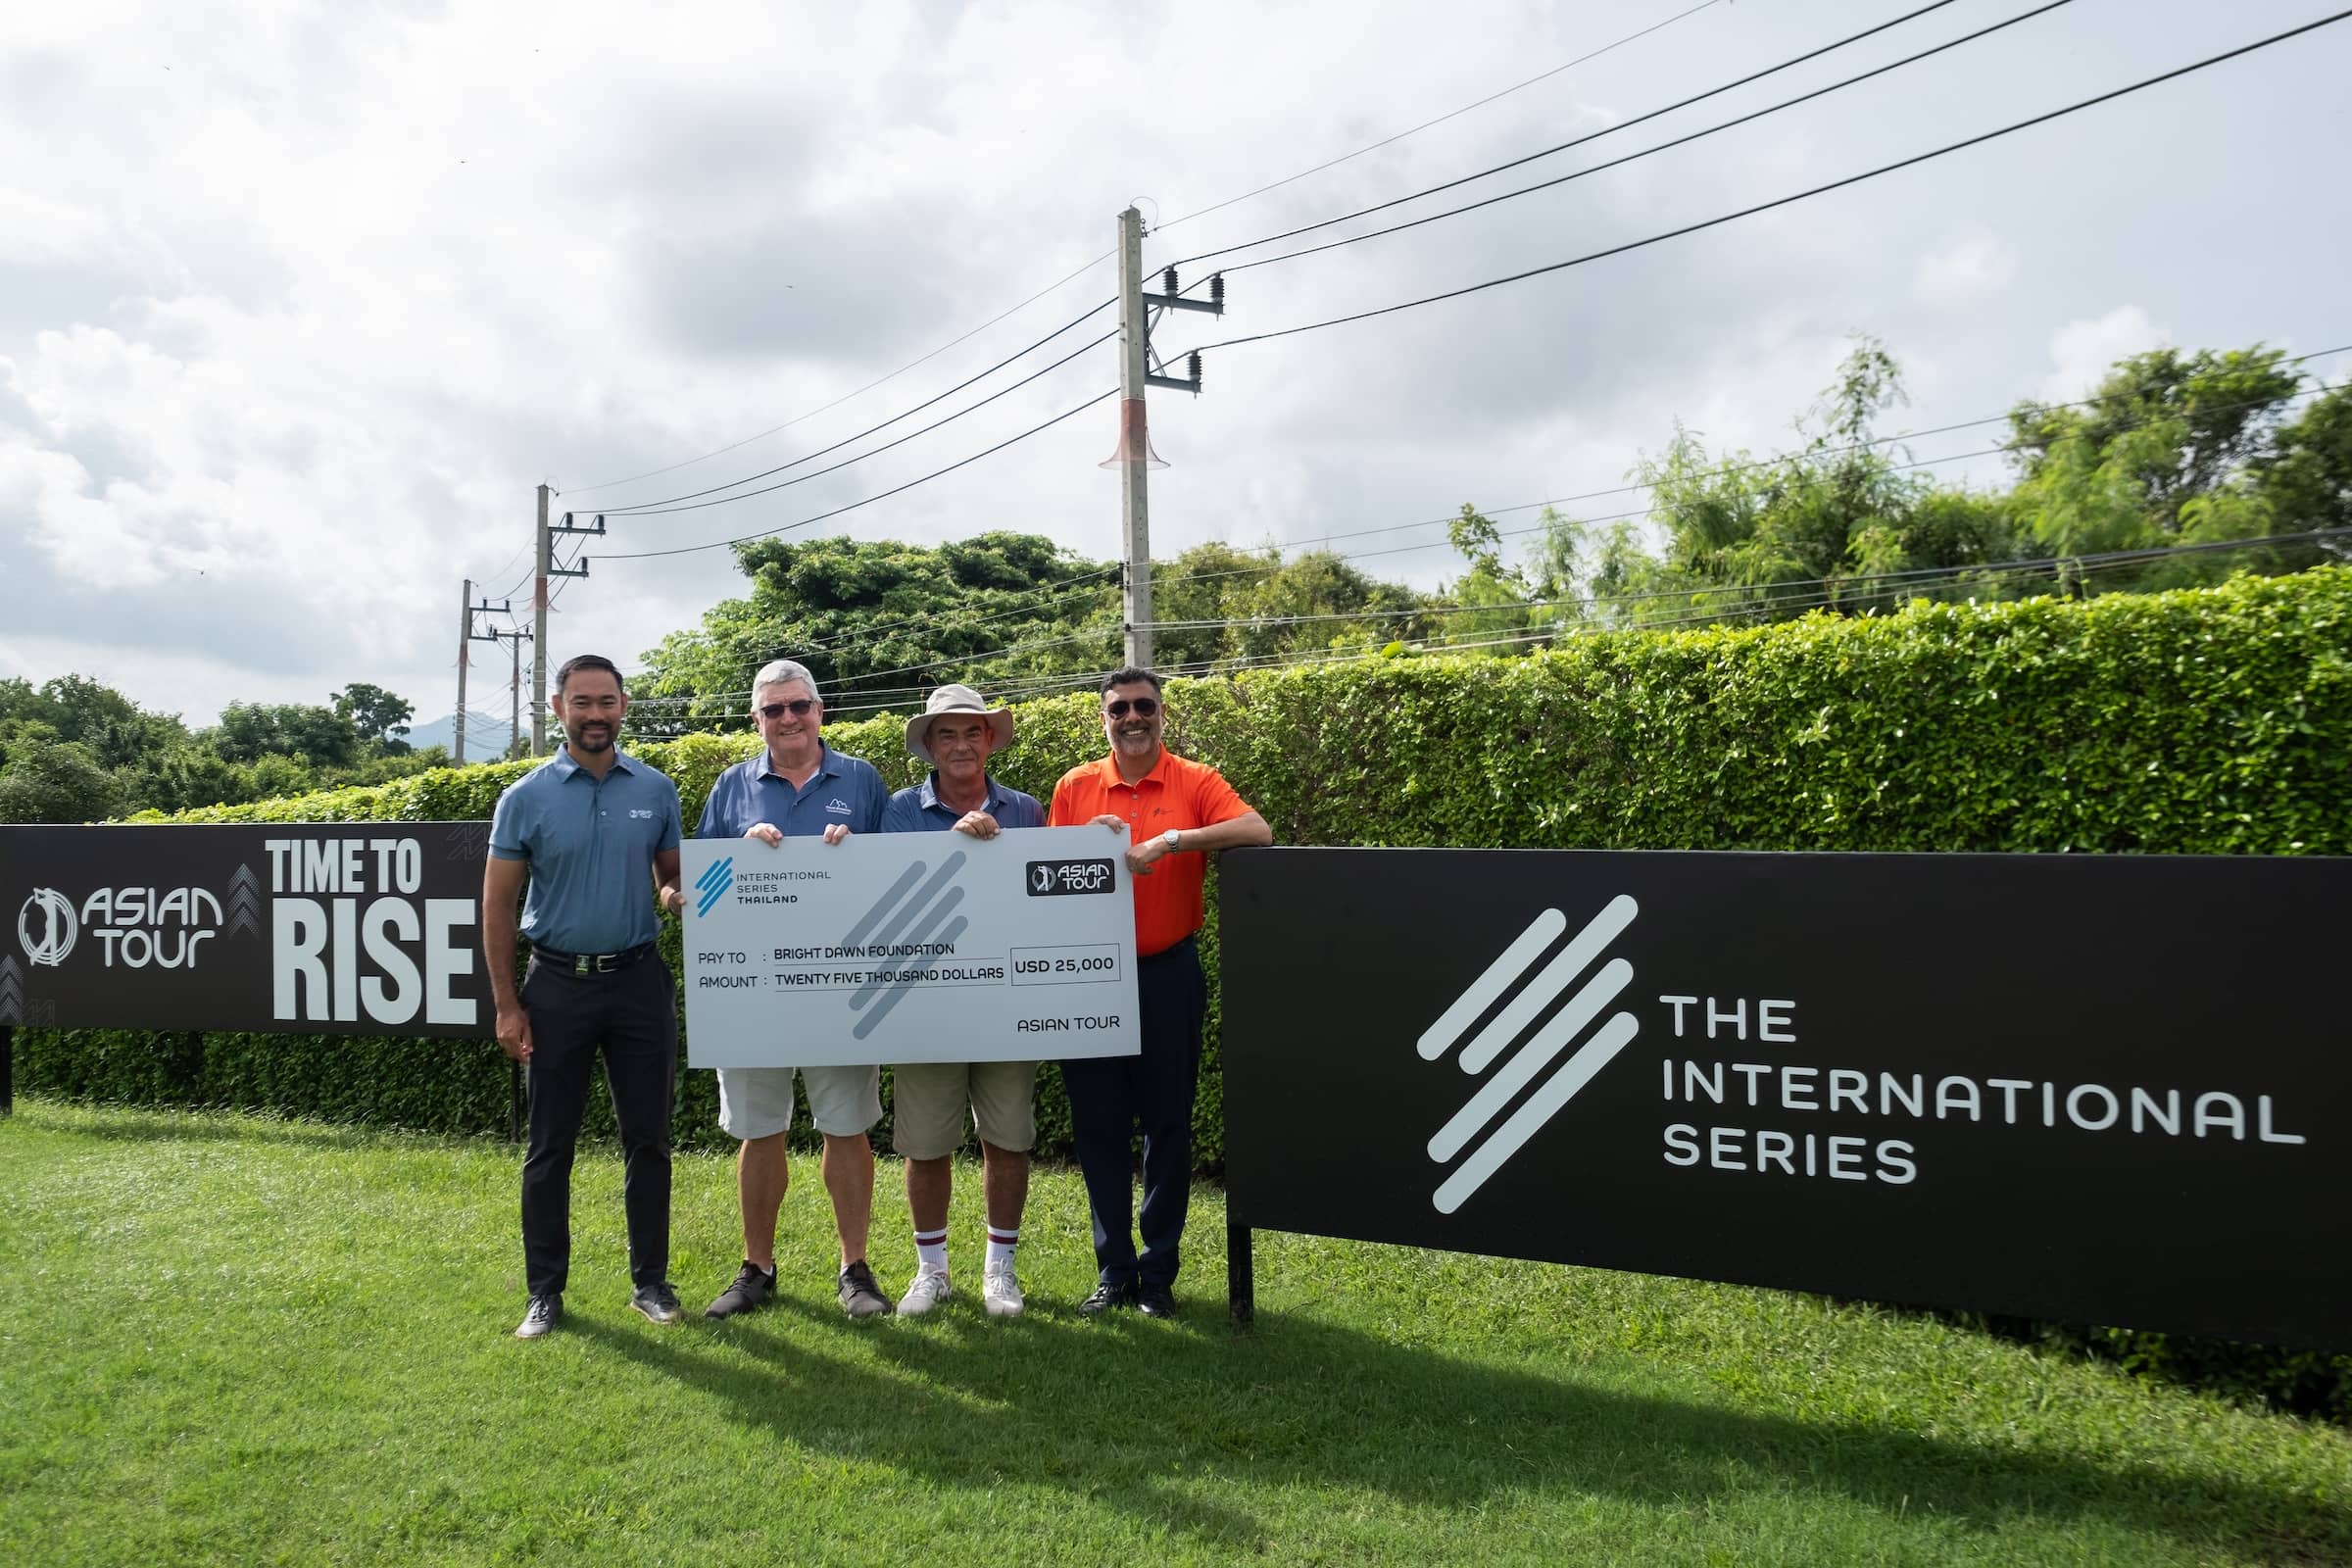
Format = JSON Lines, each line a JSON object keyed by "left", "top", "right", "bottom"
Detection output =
{"left": 1416, "top": 907, "right": 1565, "bottom": 1061}
{"left": 1455, "top": 894, "right": 1639, "bottom": 1074}
{"left": 1427, "top": 956, "right": 1635, "bottom": 1163}
{"left": 1434, "top": 1009, "right": 1642, "bottom": 1215}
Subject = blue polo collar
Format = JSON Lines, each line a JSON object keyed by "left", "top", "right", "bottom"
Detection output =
{"left": 756, "top": 742, "right": 841, "bottom": 787}
{"left": 549, "top": 745, "right": 638, "bottom": 782}
{"left": 916, "top": 770, "right": 1005, "bottom": 814}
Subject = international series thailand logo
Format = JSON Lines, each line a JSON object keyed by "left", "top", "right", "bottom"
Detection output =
{"left": 694, "top": 857, "right": 736, "bottom": 918}
{"left": 1419, "top": 895, "right": 1641, "bottom": 1213}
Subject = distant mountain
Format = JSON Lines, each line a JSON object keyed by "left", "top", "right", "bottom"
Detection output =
{"left": 405, "top": 711, "right": 517, "bottom": 762}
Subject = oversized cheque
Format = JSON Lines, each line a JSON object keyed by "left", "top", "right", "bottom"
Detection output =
{"left": 680, "top": 827, "right": 1142, "bottom": 1067}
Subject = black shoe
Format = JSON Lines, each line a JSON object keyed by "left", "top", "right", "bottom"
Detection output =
{"left": 630, "top": 1282, "right": 684, "bottom": 1325}
{"left": 706, "top": 1261, "right": 776, "bottom": 1319}
{"left": 514, "top": 1293, "right": 563, "bottom": 1340}
{"left": 1137, "top": 1283, "right": 1179, "bottom": 1319}
{"left": 1077, "top": 1279, "right": 1138, "bottom": 1316}
{"left": 838, "top": 1259, "right": 893, "bottom": 1318}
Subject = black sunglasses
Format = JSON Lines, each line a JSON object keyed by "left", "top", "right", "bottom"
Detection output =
{"left": 1104, "top": 697, "right": 1160, "bottom": 719}
{"left": 760, "top": 699, "right": 817, "bottom": 719}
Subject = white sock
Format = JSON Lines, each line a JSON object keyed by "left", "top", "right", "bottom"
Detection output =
{"left": 914, "top": 1229, "right": 949, "bottom": 1275}
{"left": 985, "top": 1226, "right": 1018, "bottom": 1269}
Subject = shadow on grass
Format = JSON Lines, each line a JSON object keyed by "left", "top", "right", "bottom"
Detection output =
{"left": 572, "top": 1301, "right": 2349, "bottom": 1558}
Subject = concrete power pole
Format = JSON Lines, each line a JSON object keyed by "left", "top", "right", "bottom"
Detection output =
{"left": 530, "top": 485, "right": 551, "bottom": 756}
{"left": 1115, "top": 207, "right": 1152, "bottom": 670}
{"left": 455, "top": 577, "right": 471, "bottom": 765}
{"left": 1106, "top": 207, "right": 1222, "bottom": 671}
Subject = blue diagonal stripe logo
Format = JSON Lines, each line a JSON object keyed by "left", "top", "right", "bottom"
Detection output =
{"left": 695, "top": 857, "right": 735, "bottom": 918}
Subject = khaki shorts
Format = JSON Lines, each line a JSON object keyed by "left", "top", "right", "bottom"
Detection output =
{"left": 890, "top": 1060, "right": 1038, "bottom": 1159}
{"left": 716, "top": 1063, "right": 881, "bottom": 1141}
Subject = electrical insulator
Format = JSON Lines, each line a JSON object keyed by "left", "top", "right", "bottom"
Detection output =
{"left": 1210, "top": 272, "right": 1225, "bottom": 305}
{"left": 562, "top": 512, "right": 574, "bottom": 526}
{"left": 594, "top": 514, "right": 607, "bottom": 531}
{"left": 1162, "top": 266, "right": 1179, "bottom": 294}
{"left": 1189, "top": 352, "right": 1202, "bottom": 389}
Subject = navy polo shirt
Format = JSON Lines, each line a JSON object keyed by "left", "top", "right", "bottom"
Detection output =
{"left": 696, "top": 743, "right": 890, "bottom": 841}
{"left": 488, "top": 747, "right": 683, "bottom": 955}
{"left": 881, "top": 771, "right": 1045, "bottom": 834}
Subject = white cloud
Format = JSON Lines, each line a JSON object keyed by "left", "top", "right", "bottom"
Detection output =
{"left": 1916, "top": 236, "right": 2016, "bottom": 305}
{"left": 2037, "top": 306, "right": 2171, "bottom": 405}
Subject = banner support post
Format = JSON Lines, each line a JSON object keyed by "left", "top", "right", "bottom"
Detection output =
{"left": 0, "top": 1026, "right": 12, "bottom": 1116}
{"left": 1227, "top": 1217, "right": 1253, "bottom": 1328}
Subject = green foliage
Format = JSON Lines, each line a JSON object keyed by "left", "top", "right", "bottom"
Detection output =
{"left": 20, "top": 568, "right": 2352, "bottom": 1412}
{"left": 0, "top": 735, "right": 124, "bottom": 823}
{"left": 332, "top": 681, "right": 416, "bottom": 748}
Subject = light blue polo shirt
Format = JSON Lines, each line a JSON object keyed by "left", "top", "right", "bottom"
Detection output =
{"left": 696, "top": 743, "right": 889, "bottom": 841}
{"left": 488, "top": 747, "right": 683, "bottom": 955}
{"left": 881, "top": 771, "right": 1045, "bottom": 834}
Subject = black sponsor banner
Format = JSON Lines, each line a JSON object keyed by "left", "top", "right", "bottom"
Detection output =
{"left": 1221, "top": 850, "right": 2351, "bottom": 1350}
{"left": 0, "top": 824, "right": 493, "bottom": 1038}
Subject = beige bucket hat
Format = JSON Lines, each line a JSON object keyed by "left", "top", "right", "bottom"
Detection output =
{"left": 905, "top": 683, "right": 1015, "bottom": 762}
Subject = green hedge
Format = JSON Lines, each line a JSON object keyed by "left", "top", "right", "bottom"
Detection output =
{"left": 16, "top": 569, "right": 2352, "bottom": 1404}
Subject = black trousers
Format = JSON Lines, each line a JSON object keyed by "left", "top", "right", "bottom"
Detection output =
{"left": 1061, "top": 936, "right": 1206, "bottom": 1288}
{"left": 520, "top": 956, "right": 677, "bottom": 1298}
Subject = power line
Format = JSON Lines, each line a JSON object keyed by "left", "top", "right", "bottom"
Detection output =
{"left": 1153, "top": 0, "right": 1730, "bottom": 233}
{"left": 597, "top": 387, "right": 1118, "bottom": 562}
{"left": 1163, "top": 0, "right": 1969, "bottom": 271}
{"left": 1209, "top": 0, "right": 2080, "bottom": 281}
{"left": 597, "top": 307, "right": 1116, "bottom": 515}
{"left": 1170, "top": 11, "right": 2352, "bottom": 362}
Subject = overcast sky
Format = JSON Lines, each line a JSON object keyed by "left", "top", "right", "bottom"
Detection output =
{"left": 4, "top": 0, "right": 2347, "bottom": 733}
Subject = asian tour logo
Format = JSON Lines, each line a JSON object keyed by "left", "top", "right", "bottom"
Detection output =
{"left": 1419, "top": 895, "right": 1641, "bottom": 1214}
{"left": 17, "top": 889, "right": 76, "bottom": 966}
{"left": 694, "top": 858, "right": 736, "bottom": 918}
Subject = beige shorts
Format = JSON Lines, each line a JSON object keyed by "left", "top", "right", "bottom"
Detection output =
{"left": 890, "top": 1060, "right": 1039, "bottom": 1159}
{"left": 716, "top": 1063, "right": 881, "bottom": 1141}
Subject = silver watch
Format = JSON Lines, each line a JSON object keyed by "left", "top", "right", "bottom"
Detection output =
{"left": 1161, "top": 828, "right": 1181, "bottom": 852}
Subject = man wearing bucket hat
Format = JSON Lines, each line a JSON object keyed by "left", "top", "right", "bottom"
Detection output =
{"left": 879, "top": 684, "right": 1046, "bottom": 1318}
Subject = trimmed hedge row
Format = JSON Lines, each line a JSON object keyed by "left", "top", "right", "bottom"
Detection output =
{"left": 16, "top": 569, "right": 2352, "bottom": 1406}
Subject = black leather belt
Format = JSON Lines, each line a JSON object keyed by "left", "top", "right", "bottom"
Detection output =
{"left": 530, "top": 940, "right": 659, "bottom": 976}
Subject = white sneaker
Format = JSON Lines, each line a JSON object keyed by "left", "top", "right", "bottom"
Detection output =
{"left": 982, "top": 1257, "right": 1025, "bottom": 1318}
{"left": 898, "top": 1267, "right": 953, "bottom": 1316}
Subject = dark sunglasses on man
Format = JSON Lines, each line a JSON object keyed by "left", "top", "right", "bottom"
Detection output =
{"left": 1104, "top": 698, "right": 1159, "bottom": 719}
{"left": 760, "top": 699, "right": 817, "bottom": 719}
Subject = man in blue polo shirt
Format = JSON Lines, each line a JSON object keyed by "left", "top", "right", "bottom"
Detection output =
{"left": 484, "top": 654, "right": 687, "bottom": 1341}
{"left": 697, "top": 659, "right": 896, "bottom": 1320}
{"left": 879, "top": 685, "right": 1046, "bottom": 1320}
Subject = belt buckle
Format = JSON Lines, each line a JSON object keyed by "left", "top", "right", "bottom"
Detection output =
{"left": 572, "top": 954, "right": 591, "bottom": 976}
{"left": 595, "top": 953, "right": 618, "bottom": 973}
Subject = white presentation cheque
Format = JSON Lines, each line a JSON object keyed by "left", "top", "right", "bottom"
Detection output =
{"left": 680, "top": 827, "right": 1142, "bottom": 1067}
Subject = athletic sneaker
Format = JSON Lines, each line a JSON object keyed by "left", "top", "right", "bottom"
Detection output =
{"left": 981, "top": 1257, "right": 1025, "bottom": 1318}
{"left": 838, "top": 1260, "right": 893, "bottom": 1318}
{"left": 629, "top": 1282, "right": 684, "bottom": 1325}
{"left": 514, "top": 1294, "right": 563, "bottom": 1340}
{"left": 705, "top": 1261, "right": 776, "bottom": 1319}
{"left": 897, "top": 1267, "right": 953, "bottom": 1316}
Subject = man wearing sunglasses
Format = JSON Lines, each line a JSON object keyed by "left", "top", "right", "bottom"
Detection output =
{"left": 879, "top": 684, "right": 1047, "bottom": 1319}
{"left": 694, "top": 659, "right": 897, "bottom": 1320}
{"left": 1048, "top": 666, "right": 1272, "bottom": 1317}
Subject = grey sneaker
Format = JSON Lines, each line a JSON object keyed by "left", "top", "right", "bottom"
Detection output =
{"left": 706, "top": 1261, "right": 776, "bottom": 1319}
{"left": 514, "top": 1294, "right": 563, "bottom": 1339}
{"left": 838, "top": 1260, "right": 893, "bottom": 1318}
{"left": 630, "top": 1282, "right": 683, "bottom": 1325}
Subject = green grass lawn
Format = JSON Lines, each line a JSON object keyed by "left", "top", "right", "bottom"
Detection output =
{"left": 1, "top": 1102, "right": 2345, "bottom": 1567}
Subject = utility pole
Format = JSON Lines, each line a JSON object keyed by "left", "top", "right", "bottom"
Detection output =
{"left": 1114, "top": 207, "right": 1152, "bottom": 670}
{"left": 495, "top": 626, "right": 533, "bottom": 760}
{"left": 464, "top": 592, "right": 513, "bottom": 763}
{"left": 1104, "top": 206, "right": 1221, "bottom": 671}
{"left": 531, "top": 485, "right": 550, "bottom": 756}
{"left": 530, "top": 489, "right": 601, "bottom": 756}
{"left": 455, "top": 578, "right": 472, "bottom": 765}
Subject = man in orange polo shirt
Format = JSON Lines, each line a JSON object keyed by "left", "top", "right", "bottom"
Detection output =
{"left": 1049, "top": 665, "right": 1272, "bottom": 1317}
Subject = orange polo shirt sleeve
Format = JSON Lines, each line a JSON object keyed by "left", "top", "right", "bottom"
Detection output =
{"left": 1050, "top": 750, "right": 1253, "bottom": 957}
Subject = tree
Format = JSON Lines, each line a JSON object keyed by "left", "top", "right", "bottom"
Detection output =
{"left": 0, "top": 736, "right": 124, "bottom": 823}
{"left": 333, "top": 683, "right": 416, "bottom": 750}
{"left": 207, "top": 703, "right": 365, "bottom": 767}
